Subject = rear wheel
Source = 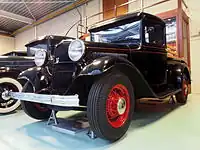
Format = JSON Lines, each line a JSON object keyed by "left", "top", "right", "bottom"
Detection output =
{"left": 175, "top": 74, "right": 189, "bottom": 104}
{"left": 0, "top": 78, "right": 22, "bottom": 114}
{"left": 87, "top": 71, "right": 134, "bottom": 141}
{"left": 21, "top": 81, "right": 51, "bottom": 120}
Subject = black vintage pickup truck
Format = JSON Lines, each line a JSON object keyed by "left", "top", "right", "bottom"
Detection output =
{"left": 0, "top": 51, "right": 34, "bottom": 113}
{"left": 2, "top": 12, "right": 191, "bottom": 141}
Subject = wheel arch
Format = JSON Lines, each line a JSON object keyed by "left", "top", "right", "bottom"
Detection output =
{"left": 75, "top": 56, "right": 156, "bottom": 100}
{"left": 183, "top": 67, "right": 191, "bottom": 84}
{"left": 17, "top": 67, "right": 49, "bottom": 91}
{"left": 109, "top": 64, "right": 156, "bottom": 99}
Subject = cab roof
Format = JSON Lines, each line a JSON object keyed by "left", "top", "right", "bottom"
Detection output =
{"left": 89, "top": 12, "right": 165, "bottom": 32}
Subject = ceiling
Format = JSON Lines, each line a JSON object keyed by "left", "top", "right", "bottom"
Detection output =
{"left": 0, "top": 0, "right": 77, "bottom": 35}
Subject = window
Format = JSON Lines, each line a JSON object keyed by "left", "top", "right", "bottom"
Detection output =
{"left": 144, "top": 23, "right": 165, "bottom": 46}
{"left": 164, "top": 17, "right": 176, "bottom": 43}
{"left": 91, "top": 20, "right": 141, "bottom": 44}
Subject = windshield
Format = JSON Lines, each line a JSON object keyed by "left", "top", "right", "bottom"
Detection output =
{"left": 91, "top": 20, "right": 141, "bottom": 44}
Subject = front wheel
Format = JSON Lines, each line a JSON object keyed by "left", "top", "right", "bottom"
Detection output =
{"left": 21, "top": 81, "right": 51, "bottom": 120}
{"left": 87, "top": 71, "right": 135, "bottom": 141}
{"left": 0, "top": 77, "right": 22, "bottom": 114}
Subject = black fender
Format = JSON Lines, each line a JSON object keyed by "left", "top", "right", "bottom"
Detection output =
{"left": 167, "top": 59, "right": 191, "bottom": 87}
{"left": 17, "top": 67, "right": 49, "bottom": 91}
{"left": 0, "top": 67, "right": 21, "bottom": 79}
{"left": 77, "top": 56, "right": 156, "bottom": 99}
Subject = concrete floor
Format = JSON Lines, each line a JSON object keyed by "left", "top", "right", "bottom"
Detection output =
{"left": 0, "top": 94, "right": 200, "bottom": 150}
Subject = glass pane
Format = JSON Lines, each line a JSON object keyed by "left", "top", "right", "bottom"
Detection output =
{"left": 164, "top": 17, "right": 176, "bottom": 43}
{"left": 144, "top": 23, "right": 164, "bottom": 46}
{"left": 91, "top": 20, "right": 141, "bottom": 44}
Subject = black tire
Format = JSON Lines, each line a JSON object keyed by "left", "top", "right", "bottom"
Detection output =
{"left": 175, "top": 74, "right": 189, "bottom": 104}
{"left": 87, "top": 71, "right": 135, "bottom": 141}
{"left": 21, "top": 81, "right": 51, "bottom": 120}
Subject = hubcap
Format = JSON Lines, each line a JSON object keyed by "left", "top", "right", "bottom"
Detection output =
{"left": 106, "top": 84, "right": 130, "bottom": 128}
{"left": 0, "top": 83, "right": 19, "bottom": 108}
{"left": 117, "top": 98, "right": 126, "bottom": 115}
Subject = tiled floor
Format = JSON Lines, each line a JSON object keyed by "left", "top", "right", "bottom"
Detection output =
{"left": 0, "top": 94, "right": 200, "bottom": 150}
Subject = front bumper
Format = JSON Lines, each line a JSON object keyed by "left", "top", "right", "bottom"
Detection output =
{"left": 2, "top": 91, "right": 79, "bottom": 107}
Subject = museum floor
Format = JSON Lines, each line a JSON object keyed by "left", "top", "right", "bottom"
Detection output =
{"left": 0, "top": 94, "right": 200, "bottom": 150}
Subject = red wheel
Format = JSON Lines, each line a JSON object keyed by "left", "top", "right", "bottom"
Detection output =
{"left": 176, "top": 74, "right": 189, "bottom": 104}
{"left": 106, "top": 84, "right": 130, "bottom": 128}
{"left": 34, "top": 104, "right": 49, "bottom": 112}
{"left": 183, "top": 79, "right": 188, "bottom": 97}
{"left": 87, "top": 71, "right": 134, "bottom": 141}
{"left": 20, "top": 81, "right": 51, "bottom": 120}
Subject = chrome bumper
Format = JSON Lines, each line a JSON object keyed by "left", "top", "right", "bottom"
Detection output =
{"left": 2, "top": 91, "right": 79, "bottom": 107}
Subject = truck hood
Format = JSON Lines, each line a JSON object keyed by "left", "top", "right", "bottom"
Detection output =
{"left": 25, "top": 35, "right": 75, "bottom": 47}
{"left": 84, "top": 41, "right": 140, "bottom": 53}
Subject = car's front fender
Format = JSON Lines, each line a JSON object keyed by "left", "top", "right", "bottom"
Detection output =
{"left": 18, "top": 67, "right": 49, "bottom": 91}
{"left": 77, "top": 56, "right": 156, "bottom": 99}
{"left": 78, "top": 56, "right": 133, "bottom": 76}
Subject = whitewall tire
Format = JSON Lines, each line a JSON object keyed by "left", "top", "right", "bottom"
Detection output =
{"left": 0, "top": 77, "right": 22, "bottom": 114}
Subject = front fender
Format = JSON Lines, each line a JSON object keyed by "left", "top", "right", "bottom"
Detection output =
{"left": 78, "top": 56, "right": 156, "bottom": 99}
{"left": 18, "top": 67, "right": 49, "bottom": 91}
{"left": 79, "top": 56, "right": 133, "bottom": 76}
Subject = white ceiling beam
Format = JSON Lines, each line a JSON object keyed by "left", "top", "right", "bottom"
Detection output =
{"left": 0, "top": 1, "right": 74, "bottom": 4}
{"left": 0, "top": 10, "right": 34, "bottom": 24}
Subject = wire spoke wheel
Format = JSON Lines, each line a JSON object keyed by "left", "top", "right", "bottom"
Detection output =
{"left": 106, "top": 84, "right": 130, "bottom": 128}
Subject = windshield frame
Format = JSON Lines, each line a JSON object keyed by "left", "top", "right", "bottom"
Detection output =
{"left": 89, "top": 18, "right": 143, "bottom": 45}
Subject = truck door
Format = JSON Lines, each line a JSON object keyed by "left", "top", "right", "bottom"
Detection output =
{"left": 143, "top": 19, "right": 167, "bottom": 86}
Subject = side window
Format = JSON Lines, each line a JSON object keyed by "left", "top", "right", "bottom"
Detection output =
{"left": 145, "top": 23, "right": 165, "bottom": 46}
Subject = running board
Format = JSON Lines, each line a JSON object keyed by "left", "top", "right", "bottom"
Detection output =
{"left": 138, "top": 89, "right": 181, "bottom": 103}
{"left": 158, "top": 89, "right": 181, "bottom": 99}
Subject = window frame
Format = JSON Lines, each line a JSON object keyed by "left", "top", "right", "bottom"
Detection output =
{"left": 142, "top": 18, "right": 166, "bottom": 49}
{"left": 90, "top": 19, "right": 143, "bottom": 44}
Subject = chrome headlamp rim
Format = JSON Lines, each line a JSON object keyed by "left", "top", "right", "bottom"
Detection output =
{"left": 34, "top": 49, "right": 47, "bottom": 67}
{"left": 68, "top": 39, "right": 85, "bottom": 62}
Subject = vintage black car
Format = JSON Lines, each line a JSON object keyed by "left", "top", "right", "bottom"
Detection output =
{"left": 2, "top": 12, "right": 191, "bottom": 141}
{"left": 0, "top": 51, "right": 34, "bottom": 113}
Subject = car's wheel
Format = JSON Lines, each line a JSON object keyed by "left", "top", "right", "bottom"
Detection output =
{"left": 21, "top": 81, "right": 51, "bottom": 120}
{"left": 87, "top": 71, "right": 135, "bottom": 141}
{"left": 175, "top": 74, "right": 189, "bottom": 104}
{"left": 0, "top": 77, "right": 22, "bottom": 114}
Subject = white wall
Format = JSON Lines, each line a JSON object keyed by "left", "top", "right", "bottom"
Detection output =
{"left": 185, "top": 0, "right": 200, "bottom": 93}
{"left": 0, "top": 35, "right": 14, "bottom": 55}
{"left": 129, "top": 0, "right": 177, "bottom": 14}
{"left": 15, "top": 0, "right": 102, "bottom": 50}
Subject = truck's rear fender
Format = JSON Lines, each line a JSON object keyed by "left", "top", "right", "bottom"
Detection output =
{"left": 17, "top": 67, "right": 49, "bottom": 91}
{"left": 76, "top": 56, "right": 156, "bottom": 99}
{"left": 167, "top": 60, "right": 191, "bottom": 88}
